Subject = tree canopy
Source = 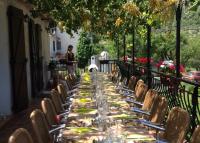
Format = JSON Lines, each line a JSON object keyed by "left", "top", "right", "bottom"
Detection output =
{"left": 28, "top": 0, "right": 196, "bottom": 36}
{"left": 28, "top": 0, "right": 200, "bottom": 70}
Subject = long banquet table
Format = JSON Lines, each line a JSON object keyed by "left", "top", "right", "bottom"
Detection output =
{"left": 61, "top": 73, "right": 156, "bottom": 143}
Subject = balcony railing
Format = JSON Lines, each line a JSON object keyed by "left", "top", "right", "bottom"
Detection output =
{"left": 97, "top": 59, "right": 200, "bottom": 138}
{"left": 99, "top": 60, "right": 117, "bottom": 73}
{"left": 116, "top": 60, "right": 200, "bottom": 139}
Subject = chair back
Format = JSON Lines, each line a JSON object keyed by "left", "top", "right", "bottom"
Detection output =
{"left": 114, "top": 69, "right": 120, "bottom": 83}
{"left": 141, "top": 89, "right": 158, "bottom": 111}
{"left": 51, "top": 89, "right": 64, "bottom": 113}
{"left": 68, "top": 74, "right": 75, "bottom": 85}
{"left": 65, "top": 75, "right": 75, "bottom": 87}
{"left": 110, "top": 68, "right": 117, "bottom": 80}
{"left": 59, "top": 79, "right": 70, "bottom": 91}
{"left": 57, "top": 84, "right": 67, "bottom": 103}
{"left": 163, "top": 107, "right": 190, "bottom": 143}
{"left": 190, "top": 125, "right": 200, "bottom": 143}
{"left": 8, "top": 128, "right": 33, "bottom": 143}
{"left": 116, "top": 71, "right": 122, "bottom": 84}
{"left": 122, "top": 77, "right": 128, "bottom": 87}
{"left": 128, "top": 76, "right": 137, "bottom": 91}
{"left": 149, "top": 96, "right": 168, "bottom": 123}
{"left": 41, "top": 98, "right": 58, "bottom": 126}
{"left": 71, "top": 74, "right": 78, "bottom": 83}
{"left": 30, "top": 109, "right": 52, "bottom": 143}
{"left": 134, "top": 79, "right": 144, "bottom": 92}
{"left": 135, "top": 83, "right": 148, "bottom": 102}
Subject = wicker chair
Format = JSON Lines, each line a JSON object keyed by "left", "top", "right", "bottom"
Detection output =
{"left": 141, "top": 89, "right": 158, "bottom": 109}
{"left": 134, "top": 79, "right": 145, "bottom": 93}
{"left": 137, "top": 96, "right": 168, "bottom": 128}
{"left": 134, "top": 83, "right": 148, "bottom": 102}
{"left": 57, "top": 84, "right": 75, "bottom": 103}
{"left": 51, "top": 89, "right": 70, "bottom": 116}
{"left": 122, "top": 79, "right": 145, "bottom": 97}
{"left": 30, "top": 109, "right": 53, "bottom": 143}
{"left": 190, "top": 125, "right": 200, "bottom": 143}
{"left": 130, "top": 89, "right": 158, "bottom": 116}
{"left": 127, "top": 76, "right": 137, "bottom": 91}
{"left": 51, "top": 89, "right": 65, "bottom": 113}
{"left": 143, "top": 107, "right": 190, "bottom": 143}
{"left": 65, "top": 75, "right": 78, "bottom": 89}
{"left": 148, "top": 96, "right": 168, "bottom": 123}
{"left": 113, "top": 69, "right": 121, "bottom": 84}
{"left": 41, "top": 98, "right": 59, "bottom": 126}
{"left": 8, "top": 128, "right": 33, "bottom": 143}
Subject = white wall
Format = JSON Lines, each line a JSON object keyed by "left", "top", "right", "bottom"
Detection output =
{"left": 57, "top": 28, "right": 79, "bottom": 54}
{"left": 0, "top": 0, "right": 51, "bottom": 115}
{"left": 49, "top": 28, "right": 80, "bottom": 58}
{"left": 49, "top": 33, "right": 57, "bottom": 58}
{"left": 41, "top": 23, "right": 51, "bottom": 88}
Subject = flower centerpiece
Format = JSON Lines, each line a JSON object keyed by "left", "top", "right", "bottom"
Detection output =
{"left": 157, "top": 60, "right": 175, "bottom": 75}
{"left": 156, "top": 60, "right": 185, "bottom": 76}
{"left": 156, "top": 60, "right": 185, "bottom": 85}
{"left": 156, "top": 60, "right": 175, "bottom": 85}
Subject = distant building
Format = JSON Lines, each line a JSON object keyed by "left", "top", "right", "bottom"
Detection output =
{"left": 49, "top": 28, "right": 80, "bottom": 59}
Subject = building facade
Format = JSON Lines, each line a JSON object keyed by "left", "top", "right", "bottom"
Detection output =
{"left": 49, "top": 28, "right": 79, "bottom": 59}
{"left": 0, "top": 0, "right": 51, "bottom": 115}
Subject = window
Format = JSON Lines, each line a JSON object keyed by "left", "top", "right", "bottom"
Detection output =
{"left": 53, "top": 41, "right": 56, "bottom": 51}
{"left": 57, "top": 40, "right": 61, "bottom": 50}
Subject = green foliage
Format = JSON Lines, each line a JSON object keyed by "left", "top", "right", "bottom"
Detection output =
{"left": 181, "top": 34, "right": 200, "bottom": 70}
{"left": 28, "top": 0, "right": 200, "bottom": 72}
{"left": 92, "top": 44, "right": 104, "bottom": 55}
{"left": 77, "top": 32, "right": 92, "bottom": 68}
{"left": 77, "top": 31, "right": 107, "bottom": 68}
{"left": 28, "top": 0, "right": 198, "bottom": 37}
{"left": 28, "top": 0, "right": 167, "bottom": 36}
{"left": 150, "top": 31, "right": 188, "bottom": 62}
{"left": 189, "top": 0, "right": 200, "bottom": 11}
{"left": 101, "top": 39, "right": 116, "bottom": 59}
{"left": 152, "top": 32, "right": 176, "bottom": 61}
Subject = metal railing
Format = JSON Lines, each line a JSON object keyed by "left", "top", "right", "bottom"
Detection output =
{"left": 116, "top": 60, "right": 200, "bottom": 139}
{"left": 99, "top": 60, "right": 117, "bottom": 73}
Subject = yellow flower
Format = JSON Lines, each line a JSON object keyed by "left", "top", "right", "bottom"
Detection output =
{"left": 123, "top": 2, "right": 140, "bottom": 17}
{"left": 58, "top": 21, "right": 64, "bottom": 27}
{"left": 107, "top": 31, "right": 111, "bottom": 35}
{"left": 149, "top": 0, "right": 161, "bottom": 10}
{"left": 167, "top": 0, "right": 178, "bottom": 5}
{"left": 83, "top": 19, "right": 91, "bottom": 31}
{"left": 115, "top": 17, "right": 123, "bottom": 27}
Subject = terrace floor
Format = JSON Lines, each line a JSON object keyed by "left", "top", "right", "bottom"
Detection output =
{"left": 0, "top": 98, "right": 42, "bottom": 143}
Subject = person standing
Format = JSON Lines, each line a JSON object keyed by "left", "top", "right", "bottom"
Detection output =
{"left": 65, "top": 45, "right": 76, "bottom": 74}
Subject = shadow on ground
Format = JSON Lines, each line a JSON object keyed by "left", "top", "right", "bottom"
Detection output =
{"left": 0, "top": 98, "right": 42, "bottom": 143}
